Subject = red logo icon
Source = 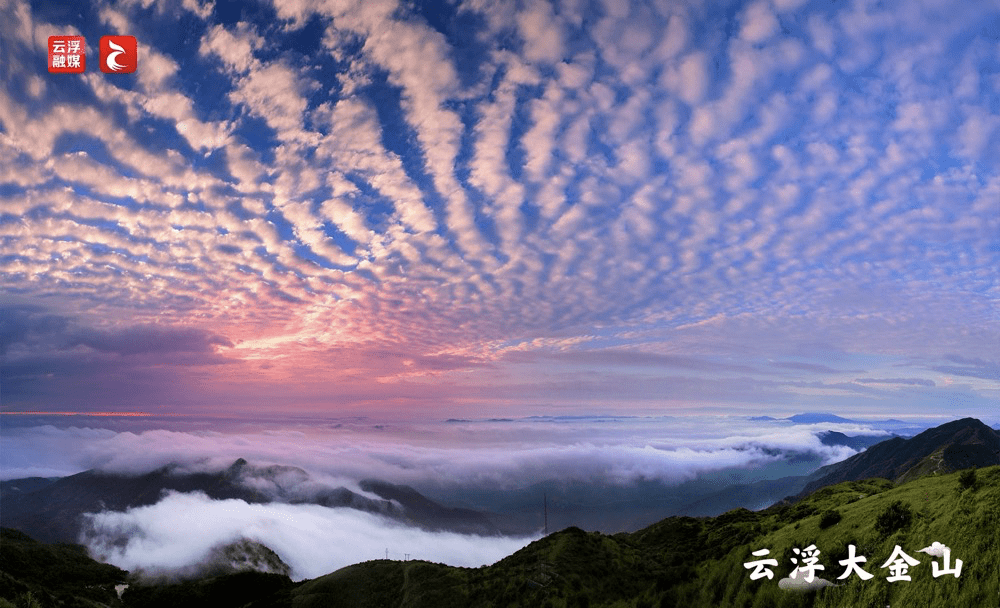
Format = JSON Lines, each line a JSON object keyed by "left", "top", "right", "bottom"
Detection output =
{"left": 100, "top": 36, "right": 137, "bottom": 74}
{"left": 48, "top": 36, "right": 86, "bottom": 74}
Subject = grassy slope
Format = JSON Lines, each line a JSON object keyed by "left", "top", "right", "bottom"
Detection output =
{"left": 676, "top": 465, "right": 1000, "bottom": 608}
{"left": 275, "top": 466, "right": 1000, "bottom": 608}
{"left": 0, "top": 528, "right": 128, "bottom": 608}
{"left": 5, "top": 466, "right": 997, "bottom": 608}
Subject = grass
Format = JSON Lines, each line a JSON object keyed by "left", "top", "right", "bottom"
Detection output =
{"left": 4, "top": 466, "right": 998, "bottom": 608}
{"left": 289, "top": 466, "right": 1000, "bottom": 608}
{"left": 685, "top": 466, "right": 1000, "bottom": 608}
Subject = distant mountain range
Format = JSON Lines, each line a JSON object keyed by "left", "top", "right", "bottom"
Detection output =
{"left": 749, "top": 413, "right": 857, "bottom": 423}
{"left": 4, "top": 417, "right": 984, "bottom": 550}
{"left": 785, "top": 413, "right": 856, "bottom": 424}
{"left": 3, "top": 417, "right": 1000, "bottom": 607}
{"left": 0, "top": 458, "right": 505, "bottom": 545}
{"left": 817, "top": 429, "right": 898, "bottom": 450}
{"left": 4, "top": 462, "right": 998, "bottom": 608}
{"left": 750, "top": 411, "right": 926, "bottom": 431}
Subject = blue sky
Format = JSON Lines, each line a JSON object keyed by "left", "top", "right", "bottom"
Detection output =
{"left": 1, "top": 0, "right": 998, "bottom": 419}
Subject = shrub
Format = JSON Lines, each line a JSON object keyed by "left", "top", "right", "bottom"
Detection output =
{"left": 874, "top": 500, "right": 913, "bottom": 536}
{"left": 818, "top": 509, "right": 842, "bottom": 529}
{"left": 958, "top": 468, "right": 979, "bottom": 491}
{"left": 6, "top": 594, "right": 42, "bottom": 608}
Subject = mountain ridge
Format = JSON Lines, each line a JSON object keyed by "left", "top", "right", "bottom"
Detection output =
{"left": 792, "top": 416, "right": 1000, "bottom": 500}
{"left": 3, "top": 417, "right": 999, "bottom": 607}
{"left": 7, "top": 463, "right": 996, "bottom": 608}
{"left": 0, "top": 460, "right": 503, "bottom": 545}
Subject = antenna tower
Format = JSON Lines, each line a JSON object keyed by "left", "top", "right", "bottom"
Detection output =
{"left": 544, "top": 493, "right": 548, "bottom": 536}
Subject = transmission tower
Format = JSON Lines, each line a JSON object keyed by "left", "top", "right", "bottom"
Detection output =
{"left": 544, "top": 492, "right": 548, "bottom": 536}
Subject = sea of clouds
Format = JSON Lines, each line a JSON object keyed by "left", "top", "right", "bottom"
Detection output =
{"left": 0, "top": 415, "right": 890, "bottom": 483}
{"left": 81, "top": 490, "right": 535, "bottom": 580}
{"left": 1, "top": 415, "right": 907, "bottom": 579}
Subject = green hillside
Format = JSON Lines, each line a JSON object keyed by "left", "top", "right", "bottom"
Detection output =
{"left": 673, "top": 466, "right": 1000, "bottom": 608}
{"left": 0, "top": 528, "right": 128, "bottom": 608}
{"left": 253, "top": 465, "right": 1000, "bottom": 608}
{"left": 4, "top": 466, "right": 998, "bottom": 608}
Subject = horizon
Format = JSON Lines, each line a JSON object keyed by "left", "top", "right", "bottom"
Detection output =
{"left": 1, "top": 411, "right": 988, "bottom": 483}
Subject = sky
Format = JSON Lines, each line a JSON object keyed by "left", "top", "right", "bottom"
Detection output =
{"left": 1, "top": 0, "right": 999, "bottom": 420}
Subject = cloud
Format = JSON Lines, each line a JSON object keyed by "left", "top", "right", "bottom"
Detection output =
{"left": 666, "top": 51, "right": 709, "bottom": 105}
{"left": 82, "top": 491, "right": 535, "bottom": 580}
{"left": 502, "top": 347, "right": 760, "bottom": 374}
{"left": 67, "top": 326, "right": 233, "bottom": 356}
{"left": 740, "top": 2, "right": 779, "bottom": 44}
{"left": 0, "top": 307, "right": 238, "bottom": 410}
{"left": 771, "top": 361, "right": 851, "bottom": 374}
{"left": 778, "top": 576, "right": 837, "bottom": 591}
{"left": 1, "top": 0, "right": 997, "bottom": 420}
{"left": 0, "top": 417, "right": 875, "bottom": 488}
{"left": 807, "top": 15, "right": 836, "bottom": 55}
{"left": 0, "top": 305, "right": 69, "bottom": 356}
{"left": 916, "top": 541, "right": 949, "bottom": 558}
{"left": 0, "top": 306, "right": 233, "bottom": 361}
{"left": 200, "top": 22, "right": 264, "bottom": 74}
{"left": 931, "top": 356, "right": 1000, "bottom": 382}
{"left": 517, "top": 0, "right": 567, "bottom": 64}
{"left": 855, "top": 378, "right": 936, "bottom": 387}
{"left": 230, "top": 62, "right": 313, "bottom": 139}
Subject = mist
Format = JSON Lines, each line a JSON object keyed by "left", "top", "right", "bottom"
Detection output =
{"left": 1, "top": 414, "right": 933, "bottom": 579}
{"left": 82, "top": 490, "right": 536, "bottom": 580}
{"left": 0, "top": 415, "right": 892, "bottom": 487}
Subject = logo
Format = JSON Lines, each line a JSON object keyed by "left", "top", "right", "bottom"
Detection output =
{"left": 48, "top": 36, "right": 86, "bottom": 74}
{"left": 100, "top": 36, "right": 137, "bottom": 74}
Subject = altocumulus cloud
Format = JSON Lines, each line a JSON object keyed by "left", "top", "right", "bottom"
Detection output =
{"left": 2, "top": 0, "right": 997, "bottom": 419}
{"left": 82, "top": 491, "right": 536, "bottom": 580}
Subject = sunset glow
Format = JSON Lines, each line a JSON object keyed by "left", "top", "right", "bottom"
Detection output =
{"left": 1, "top": 0, "right": 998, "bottom": 421}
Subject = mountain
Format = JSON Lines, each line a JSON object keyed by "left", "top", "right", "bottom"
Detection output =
{"left": 817, "top": 430, "right": 898, "bottom": 450}
{"left": 0, "top": 477, "right": 60, "bottom": 495}
{"left": 0, "top": 459, "right": 502, "bottom": 544}
{"left": 785, "top": 412, "right": 856, "bottom": 424}
{"left": 0, "top": 527, "right": 128, "bottom": 608}
{"left": 112, "top": 464, "right": 999, "bottom": 608}
{"left": 672, "top": 474, "right": 811, "bottom": 515}
{"left": 796, "top": 417, "right": 1000, "bottom": 498}
{"left": 196, "top": 539, "right": 291, "bottom": 579}
{"left": 5, "top": 465, "right": 998, "bottom": 606}
{"left": 359, "top": 480, "right": 505, "bottom": 535}
{"left": 119, "top": 538, "right": 293, "bottom": 585}
{"left": 1, "top": 461, "right": 270, "bottom": 544}
{"left": 416, "top": 445, "right": 843, "bottom": 534}
{"left": 119, "top": 571, "right": 292, "bottom": 608}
